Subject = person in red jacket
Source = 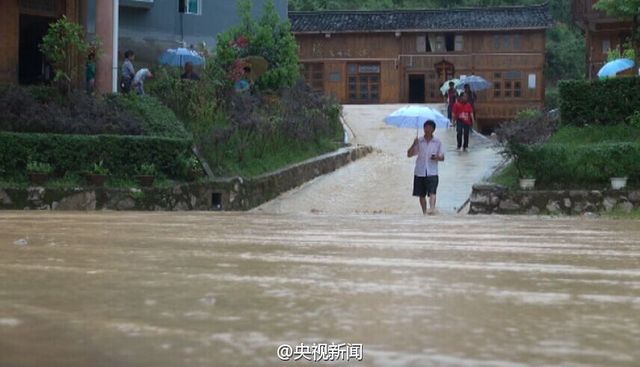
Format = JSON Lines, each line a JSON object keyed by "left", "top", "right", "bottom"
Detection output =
{"left": 452, "top": 92, "right": 475, "bottom": 151}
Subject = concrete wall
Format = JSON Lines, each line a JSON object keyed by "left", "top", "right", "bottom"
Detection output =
{"left": 469, "top": 183, "right": 640, "bottom": 215}
{"left": 0, "top": 145, "right": 373, "bottom": 211}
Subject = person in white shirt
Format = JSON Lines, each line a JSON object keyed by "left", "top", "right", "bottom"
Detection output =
{"left": 407, "top": 120, "right": 445, "bottom": 215}
{"left": 133, "top": 68, "right": 153, "bottom": 95}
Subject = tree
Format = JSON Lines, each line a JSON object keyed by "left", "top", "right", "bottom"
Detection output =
{"left": 594, "top": 0, "right": 640, "bottom": 57}
{"left": 39, "top": 16, "right": 98, "bottom": 93}
{"left": 214, "top": 0, "right": 300, "bottom": 92}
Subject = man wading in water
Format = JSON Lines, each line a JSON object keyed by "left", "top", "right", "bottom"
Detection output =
{"left": 407, "top": 120, "right": 444, "bottom": 215}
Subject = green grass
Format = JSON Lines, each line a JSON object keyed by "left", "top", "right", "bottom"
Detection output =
{"left": 489, "top": 163, "right": 518, "bottom": 188}
{"left": 215, "top": 137, "right": 344, "bottom": 178}
{"left": 604, "top": 208, "right": 640, "bottom": 220}
{"left": 548, "top": 124, "right": 640, "bottom": 145}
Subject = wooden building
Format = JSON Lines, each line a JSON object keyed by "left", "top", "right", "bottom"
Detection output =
{"left": 572, "top": 0, "right": 635, "bottom": 79}
{"left": 290, "top": 4, "right": 553, "bottom": 132}
{"left": 0, "top": 0, "right": 86, "bottom": 85}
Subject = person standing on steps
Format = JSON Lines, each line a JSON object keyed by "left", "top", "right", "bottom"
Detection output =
{"left": 407, "top": 120, "right": 445, "bottom": 215}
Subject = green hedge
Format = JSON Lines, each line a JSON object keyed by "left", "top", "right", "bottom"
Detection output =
{"left": 559, "top": 77, "right": 640, "bottom": 126}
{"left": 519, "top": 142, "right": 640, "bottom": 186}
{"left": 110, "top": 94, "right": 192, "bottom": 139}
{"left": 0, "top": 132, "right": 192, "bottom": 178}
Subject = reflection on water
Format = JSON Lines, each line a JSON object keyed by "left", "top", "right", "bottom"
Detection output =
{"left": 1, "top": 212, "right": 640, "bottom": 366}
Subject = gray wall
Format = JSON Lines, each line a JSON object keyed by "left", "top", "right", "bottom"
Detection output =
{"left": 86, "top": 0, "right": 288, "bottom": 65}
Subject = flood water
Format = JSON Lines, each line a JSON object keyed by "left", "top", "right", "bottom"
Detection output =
{"left": 1, "top": 212, "right": 640, "bottom": 366}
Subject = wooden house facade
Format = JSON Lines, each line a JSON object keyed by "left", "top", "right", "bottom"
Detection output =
{"left": 572, "top": 0, "right": 636, "bottom": 79}
{"left": 0, "top": 0, "right": 85, "bottom": 85}
{"left": 290, "top": 4, "right": 553, "bottom": 131}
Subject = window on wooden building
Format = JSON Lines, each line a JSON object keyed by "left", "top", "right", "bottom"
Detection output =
{"left": 434, "top": 35, "right": 445, "bottom": 52}
{"left": 416, "top": 35, "right": 434, "bottom": 53}
{"left": 513, "top": 34, "right": 522, "bottom": 50}
{"left": 347, "top": 63, "right": 380, "bottom": 103}
{"left": 302, "top": 63, "right": 324, "bottom": 91}
{"left": 602, "top": 39, "right": 611, "bottom": 54}
{"left": 493, "top": 71, "right": 523, "bottom": 98}
{"left": 445, "top": 34, "right": 455, "bottom": 51}
{"left": 455, "top": 35, "right": 464, "bottom": 51}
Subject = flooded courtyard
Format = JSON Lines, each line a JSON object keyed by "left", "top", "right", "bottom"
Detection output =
{"left": 1, "top": 212, "right": 640, "bottom": 366}
{"left": 256, "top": 104, "right": 502, "bottom": 215}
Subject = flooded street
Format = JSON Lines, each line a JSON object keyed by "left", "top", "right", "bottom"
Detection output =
{"left": 256, "top": 104, "right": 502, "bottom": 215}
{"left": 2, "top": 212, "right": 640, "bottom": 366}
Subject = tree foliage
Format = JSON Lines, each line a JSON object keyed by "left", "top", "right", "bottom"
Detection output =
{"left": 214, "top": 0, "right": 300, "bottom": 91}
{"left": 39, "top": 16, "right": 99, "bottom": 91}
{"left": 594, "top": 0, "right": 640, "bottom": 57}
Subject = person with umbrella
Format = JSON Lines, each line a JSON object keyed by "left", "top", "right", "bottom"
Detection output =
{"left": 181, "top": 61, "right": 200, "bottom": 80}
{"left": 407, "top": 120, "right": 445, "bottom": 215}
{"left": 463, "top": 84, "right": 477, "bottom": 112}
{"left": 452, "top": 92, "right": 475, "bottom": 152}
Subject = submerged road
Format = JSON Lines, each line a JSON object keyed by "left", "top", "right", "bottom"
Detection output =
{"left": 1, "top": 212, "right": 639, "bottom": 366}
{"left": 255, "top": 104, "right": 502, "bottom": 215}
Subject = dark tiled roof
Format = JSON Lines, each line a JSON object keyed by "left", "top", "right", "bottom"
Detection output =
{"left": 289, "top": 3, "right": 553, "bottom": 33}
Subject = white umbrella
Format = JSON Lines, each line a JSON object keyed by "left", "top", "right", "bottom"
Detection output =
{"left": 440, "top": 79, "right": 460, "bottom": 95}
{"left": 384, "top": 105, "right": 450, "bottom": 134}
{"left": 456, "top": 75, "right": 491, "bottom": 92}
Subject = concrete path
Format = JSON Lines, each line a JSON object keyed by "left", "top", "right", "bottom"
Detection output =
{"left": 255, "top": 104, "right": 502, "bottom": 215}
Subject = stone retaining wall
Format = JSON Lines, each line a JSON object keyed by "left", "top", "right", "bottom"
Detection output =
{"left": 469, "top": 183, "right": 640, "bottom": 215}
{"left": 0, "top": 145, "right": 373, "bottom": 211}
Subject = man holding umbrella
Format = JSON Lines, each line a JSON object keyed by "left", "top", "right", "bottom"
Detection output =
{"left": 407, "top": 120, "right": 445, "bottom": 215}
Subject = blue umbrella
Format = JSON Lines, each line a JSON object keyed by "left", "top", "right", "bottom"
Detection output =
{"left": 597, "top": 58, "right": 635, "bottom": 79}
{"left": 384, "top": 105, "right": 450, "bottom": 133}
{"left": 158, "top": 48, "right": 204, "bottom": 67}
{"left": 456, "top": 75, "right": 491, "bottom": 92}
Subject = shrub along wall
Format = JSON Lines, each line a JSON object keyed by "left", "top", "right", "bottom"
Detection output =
{"left": 519, "top": 142, "right": 640, "bottom": 187}
{"left": 0, "top": 132, "right": 192, "bottom": 178}
{"left": 559, "top": 77, "right": 640, "bottom": 126}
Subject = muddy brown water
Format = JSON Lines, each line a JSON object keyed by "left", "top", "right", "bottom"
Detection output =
{"left": 1, "top": 212, "right": 640, "bottom": 366}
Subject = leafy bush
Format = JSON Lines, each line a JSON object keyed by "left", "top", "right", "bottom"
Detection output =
{"left": 626, "top": 110, "right": 640, "bottom": 128}
{"left": 108, "top": 94, "right": 191, "bottom": 139}
{"left": 26, "top": 161, "right": 53, "bottom": 174}
{"left": 494, "top": 112, "right": 558, "bottom": 178}
{"left": 519, "top": 142, "right": 640, "bottom": 186}
{"left": 0, "top": 86, "right": 144, "bottom": 135}
{"left": 559, "top": 77, "right": 640, "bottom": 126}
{"left": 39, "top": 16, "right": 96, "bottom": 88}
{"left": 89, "top": 160, "right": 110, "bottom": 175}
{"left": 0, "top": 86, "right": 188, "bottom": 139}
{"left": 213, "top": 0, "right": 300, "bottom": 92}
{"left": 0, "top": 132, "right": 191, "bottom": 179}
{"left": 545, "top": 86, "right": 559, "bottom": 110}
{"left": 135, "top": 163, "right": 157, "bottom": 176}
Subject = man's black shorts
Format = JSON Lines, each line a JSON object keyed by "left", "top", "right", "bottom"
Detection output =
{"left": 413, "top": 175, "right": 439, "bottom": 197}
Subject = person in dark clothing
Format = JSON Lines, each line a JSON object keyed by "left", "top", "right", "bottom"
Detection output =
{"left": 180, "top": 62, "right": 200, "bottom": 80}
{"left": 446, "top": 81, "right": 457, "bottom": 126}
{"left": 121, "top": 50, "right": 135, "bottom": 93}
